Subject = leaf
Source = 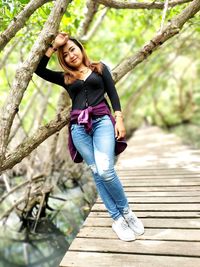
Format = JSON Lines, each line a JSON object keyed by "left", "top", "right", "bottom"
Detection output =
{"left": 65, "top": 10, "right": 71, "bottom": 17}
{"left": 74, "top": 18, "right": 80, "bottom": 29}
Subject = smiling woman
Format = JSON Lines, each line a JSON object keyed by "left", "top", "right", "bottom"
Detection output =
{"left": 57, "top": 35, "right": 103, "bottom": 84}
{"left": 34, "top": 32, "right": 144, "bottom": 242}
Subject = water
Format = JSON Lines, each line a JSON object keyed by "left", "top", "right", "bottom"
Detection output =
{"left": 0, "top": 182, "right": 97, "bottom": 267}
{"left": 0, "top": 223, "right": 68, "bottom": 267}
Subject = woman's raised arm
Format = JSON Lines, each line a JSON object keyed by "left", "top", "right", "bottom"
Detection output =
{"left": 34, "top": 33, "right": 69, "bottom": 87}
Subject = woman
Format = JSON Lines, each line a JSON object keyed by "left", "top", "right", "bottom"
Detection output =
{"left": 35, "top": 32, "right": 144, "bottom": 241}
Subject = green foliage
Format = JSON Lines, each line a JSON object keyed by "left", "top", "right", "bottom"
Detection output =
{"left": 170, "top": 124, "right": 200, "bottom": 149}
{"left": 0, "top": 0, "right": 199, "bottom": 133}
{"left": 0, "top": 0, "right": 27, "bottom": 31}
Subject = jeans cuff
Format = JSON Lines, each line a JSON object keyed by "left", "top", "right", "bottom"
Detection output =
{"left": 122, "top": 206, "right": 130, "bottom": 215}
{"left": 113, "top": 214, "right": 122, "bottom": 221}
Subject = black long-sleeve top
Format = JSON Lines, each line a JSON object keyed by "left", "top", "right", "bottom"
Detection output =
{"left": 34, "top": 55, "right": 121, "bottom": 111}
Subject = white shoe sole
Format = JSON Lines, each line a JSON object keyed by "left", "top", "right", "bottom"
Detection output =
{"left": 112, "top": 224, "right": 136, "bottom": 242}
{"left": 124, "top": 217, "right": 145, "bottom": 236}
{"left": 134, "top": 228, "right": 145, "bottom": 236}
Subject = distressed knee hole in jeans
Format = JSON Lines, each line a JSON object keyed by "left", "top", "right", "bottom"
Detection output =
{"left": 96, "top": 151, "right": 110, "bottom": 171}
{"left": 89, "top": 164, "right": 98, "bottom": 174}
{"left": 96, "top": 152, "right": 114, "bottom": 182}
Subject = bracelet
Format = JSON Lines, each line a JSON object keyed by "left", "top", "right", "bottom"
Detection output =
{"left": 115, "top": 114, "right": 123, "bottom": 119}
{"left": 49, "top": 44, "right": 57, "bottom": 51}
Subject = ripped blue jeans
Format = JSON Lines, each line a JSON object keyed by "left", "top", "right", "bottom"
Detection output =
{"left": 70, "top": 115, "right": 129, "bottom": 220}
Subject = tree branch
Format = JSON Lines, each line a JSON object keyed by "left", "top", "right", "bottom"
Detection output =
{"left": 0, "top": 0, "right": 70, "bottom": 167}
{"left": 95, "top": 0, "right": 192, "bottom": 10}
{"left": 0, "top": 0, "right": 52, "bottom": 51}
{"left": 80, "top": 7, "right": 109, "bottom": 42}
{"left": 8, "top": 90, "right": 39, "bottom": 144}
{"left": 159, "top": 0, "right": 170, "bottom": 32}
{"left": 77, "top": 0, "right": 99, "bottom": 38}
{"left": 0, "top": 174, "right": 44, "bottom": 204}
{"left": 0, "top": 39, "right": 20, "bottom": 70}
{"left": 0, "top": 107, "right": 71, "bottom": 173}
{"left": 112, "top": 0, "right": 200, "bottom": 83}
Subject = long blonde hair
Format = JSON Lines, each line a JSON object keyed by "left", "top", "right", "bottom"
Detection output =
{"left": 57, "top": 37, "right": 103, "bottom": 84}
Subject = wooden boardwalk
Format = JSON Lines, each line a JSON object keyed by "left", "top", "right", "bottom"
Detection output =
{"left": 60, "top": 126, "right": 200, "bottom": 267}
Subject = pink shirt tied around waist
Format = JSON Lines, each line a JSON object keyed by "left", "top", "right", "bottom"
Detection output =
{"left": 68, "top": 101, "right": 127, "bottom": 163}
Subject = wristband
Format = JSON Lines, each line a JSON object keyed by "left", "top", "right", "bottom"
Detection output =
{"left": 49, "top": 44, "right": 57, "bottom": 51}
{"left": 115, "top": 114, "right": 123, "bottom": 119}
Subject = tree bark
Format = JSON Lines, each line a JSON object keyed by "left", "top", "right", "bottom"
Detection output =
{"left": 80, "top": 7, "right": 109, "bottom": 42}
{"left": 0, "top": 107, "right": 71, "bottom": 172}
{"left": 0, "top": 0, "right": 70, "bottom": 167}
{"left": 95, "top": 0, "right": 192, "bottom": 10}
{"left": 112, "top": 0, "right": 200, "bottom": 83}
{"left": 78, "top": 0, "right": 99, "bottom": 38}
{"left": 0, "top": 0, "right": 52, "bottom": 51}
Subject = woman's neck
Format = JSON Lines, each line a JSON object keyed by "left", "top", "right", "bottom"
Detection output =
{"left": 77, "top": 63, "right": 87, "bottom": 72}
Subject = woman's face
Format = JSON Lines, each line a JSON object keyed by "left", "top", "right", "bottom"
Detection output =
{"left": 63, "top": 40, "right": 83, "bottom": 68}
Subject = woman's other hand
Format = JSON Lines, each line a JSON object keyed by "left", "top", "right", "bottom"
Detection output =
{"left": 115, "top": 117, "right": 126, "bottom": 140}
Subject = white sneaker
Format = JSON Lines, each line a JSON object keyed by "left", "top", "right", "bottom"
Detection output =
{"left": 123, "top": 210, "right": 144, "bottom": 236}
{"left": 112, "top": 216, "right": 135, "bottom": 241}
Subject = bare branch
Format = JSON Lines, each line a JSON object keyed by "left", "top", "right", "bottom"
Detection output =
{"left": 0, "top": 39, "right": 20, "bottom": 70}
{"left": 123, "top": 54, "right": 178, "bottom": 118}
{"left": 43, "top": 91, "right": 71, "bottom": 177}
{"left": 80, "top": 7, "right": 109, "bottom": 42}
{"left": 0, "top": 0, "right": 52, "bottom": 51}
{"left": 159, "top": 0, "right": 170, "bottom": 33}
{"left": 78, "top": 0, "right": 99, "bottom": 38}
{"left": 112, "top": 0, "right": 200, "bottom": 83}
{"left": 95, "top": 0, "right": 192, "bottom": 10}
{"left": 121, "top": 28, "right": 195, "bottom": 113}
{"left": 0, "top": 106, "right": 71, "bottom": 173}
{"left": 0, "top": 174, "right": 44, "bottom": 204}
{"left": 8, "top": 90, "right": 39, "bottom": 144}
{"left": 0, "top": 185, "right": 48, "bottom": 221}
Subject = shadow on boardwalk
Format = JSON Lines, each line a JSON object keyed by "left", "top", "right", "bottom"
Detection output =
{"left": 60, "top": 126, "right": 200, "bottom": 267}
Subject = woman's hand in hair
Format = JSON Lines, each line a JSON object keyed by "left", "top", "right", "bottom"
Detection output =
{"left": 53, "top": 32, "right": 69, "bottom": 49}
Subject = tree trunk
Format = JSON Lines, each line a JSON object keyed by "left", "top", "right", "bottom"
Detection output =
{"left": 0, "top": 0, "right": 70, "bottom": 167}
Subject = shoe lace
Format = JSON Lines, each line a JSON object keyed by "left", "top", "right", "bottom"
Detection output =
{"left": 127, "top": 215, "right": 137, "bottom": 224}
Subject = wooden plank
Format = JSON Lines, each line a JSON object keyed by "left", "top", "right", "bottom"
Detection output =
{"left": 124, "top": 186, "right": 200, "bottom": 191}
{"left": 59, "top": 126, "right": 200, "bottom": 267}
{"left": 116, "top": 167, "right": 200, "bottom": 172}
{"left": 96, "top": 196, "right": 200, "bottom": 203}
{"left": 89, "top": 211, "right": 200, "bottom": 218}
{"left": 120, "top": 178, "right": 200, "bottom": 183}
{"left": 84, "top": 217, "right": 200, "bottom": 228}
{"left": 60, "top": 251, "right": 200, "bottom": 267}
{"left": 69, "top": 238, "right": 200, "bottom": 257}
{"left": 120, "top": 191, "right": 200, "bottom": 197}
{"left": 117, "top": 171, "right": 200, "bottom": 175}
{"left": 117, "top": 175, "right": 200, "bottom": 181}
{"left": 77, "top": 227, "right": 200, "bottom": 241}
{"left": 92, "top": 203, "right": 200, "bottom": 211}
{"left": 119, "top": 180, "right": 200, "bottom": 186}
